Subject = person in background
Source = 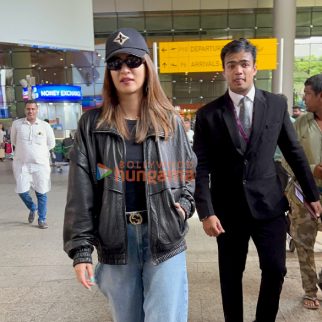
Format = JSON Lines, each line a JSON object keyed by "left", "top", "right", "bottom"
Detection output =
{"left": 11, "top": 100, "right": 55, "bottom": 229}
{"left": 0, "top": 123, "right": 5, "bottom": 161}
{"left": 193, "top": 38, "right": 321, "bottom": 322}
{"left": 286, "top": 74, "right": 322, "bottom": 309}
{"left": 292, "top": 105, "right": 303, "bottom": 120}
{"left": 183, "top": 119, "right": 194, "bottom": 145}
{"left": 63, "top": 28, "right": 196, "bottom": 322}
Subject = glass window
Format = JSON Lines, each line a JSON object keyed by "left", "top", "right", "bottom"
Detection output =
{"left": 146, "top": 34, "right": 174, "bottom": 43}
{"left": 92, "top": 51, "right": 105, "bottom": 67}
{"left": 213, "top": 80, "right": 227, "bottom": 97}
{"left": 296, "top": 11, "right": 311, "bottom": 27}
{"left": 201, "top": 29, "right": 228, "bottom": 39}
{"left": 118, "top": 16, "right": 145, "bottom": 31}
{"left": 94, "top": 83, "right": 103, "bottom": 96}
{"left": 38, "top": 67, "right": 67, "bottom": 85}
{"left": 13, "top": 68, "right": 35, "bottom": 85}
{"left": 201, "top": 13, "right": 228, "bottom": 29}
{"left": 173, "top": 32, "right": 201, "bottom": 41}
{"left": 76, "top": 83, "right": 96, "bottom": 97}
{"left": 14, "top": 86, "right": 24, "bottom": 103}
{"left": 228, "top": 29, "right": 255, "bottom": 39}
{"left": 312, "top": 11, "right": 322, "bottom": 26}
{"left": 16, "top": 102, "right": 26, "bottom": 117}
{"left": 66, "top": 67, "right": 93, "bottom": 86}
{"left": 94, "top": 66, "right": 106, "bottom": 83}
{"left": 229, "top": 13, "right": 255, "bottom": 29}
{"left": 94, "top": 17, "right": 117, "bottom": 33}
{"left": 256, "top": 13, "right": 273, "bottom": 28}
{"left": 255, "top": 28, "right": 273, "bottom": 38}
{"left": 0, "top": 52, "right": 11, "bottom": 67}
{"left": 160, "top": 81, "right": 173, "bottom": 98}
{"left": 311, "top": 27, "right": 322, "bottom": 36}
{"left": 37, "top": 51, "right": 66, "bottom": 68}
{"left": 66, "top": 51, "right": 93, "bottom": 68}
{"left": 201, "top": 82, "right": 216, "bottom": 98}
{"left": 296, "top": 27, "right": 311, "bottom": 38}
{"left": 173, "top": 15, "right": 200, "bottom": 30}
{"left": 12, "top": 52, "right": 33, "bottom": 68}
{"left": 255, "top": 79, "right": 271, "bottom": 92}
{"left": 256, "top": 70, "right": 272, "bottom": 78}
{"left": 146, "top": 15, "right": 172, "bottom": 31}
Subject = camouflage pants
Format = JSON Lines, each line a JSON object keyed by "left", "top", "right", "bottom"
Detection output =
{"left": 288, "top": 190, "right": 322, "bottom": 297}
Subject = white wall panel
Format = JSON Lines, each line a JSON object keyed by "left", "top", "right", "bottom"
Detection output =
{"left": 0, "top": 0, "right": 94, "bottom": 51}
{"left": 92, "top": 0, "right": 116, "bottom": 13}
{"left": 201, "top": 0, "right": 229, "bottom": 10}
{"left": 257, "top": 0, "right": 274, "bottom": 8}
{"left": 296, "top": 0, "right": 315, "bottom": 6}
{"left": 173, "top": 0, "right": 200, "bottom": 10}
{"left": 116, "top": 0, "right": 144, "bottom": 12}
{"left": 144, "top": 0, "right": 172, "bottom": 11}
{"left": 229, "top": 0, "right": 258, "bottom": 9}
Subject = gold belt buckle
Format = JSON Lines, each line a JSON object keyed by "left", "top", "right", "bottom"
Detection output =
{"left": 129, "top": 212, "right": 143, "bottom": 225}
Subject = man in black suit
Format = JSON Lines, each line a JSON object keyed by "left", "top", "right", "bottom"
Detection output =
{"left": 193, "top": 39, "right": 322, "bottom": 322}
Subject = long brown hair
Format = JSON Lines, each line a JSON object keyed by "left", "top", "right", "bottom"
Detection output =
{"left": 97, "top": 54, "right": 176, "bottom": 142}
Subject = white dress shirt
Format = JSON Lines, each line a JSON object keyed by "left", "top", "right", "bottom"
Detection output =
{"left": 228, "top": 85, "right": 255, "bottom": 124}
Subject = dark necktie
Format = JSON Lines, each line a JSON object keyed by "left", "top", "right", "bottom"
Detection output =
{"left": 239, "top": 97, "right": 251, "bottom": 137}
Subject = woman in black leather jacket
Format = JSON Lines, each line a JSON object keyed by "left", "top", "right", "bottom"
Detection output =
{"left": 63, "top": 28, "right": 196, "bottom": 322}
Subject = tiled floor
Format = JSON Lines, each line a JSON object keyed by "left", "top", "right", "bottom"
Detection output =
{"left": 0, "top": 160, "right": 321, "bottom": 321}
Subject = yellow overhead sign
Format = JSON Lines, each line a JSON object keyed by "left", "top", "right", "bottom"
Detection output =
{"left": 159, "top": 38, "right": 277, "bottom": 73}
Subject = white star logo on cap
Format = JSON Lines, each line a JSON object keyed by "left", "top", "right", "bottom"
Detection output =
{"left": 113, "top": 32, "right": 129, "bottom": 46}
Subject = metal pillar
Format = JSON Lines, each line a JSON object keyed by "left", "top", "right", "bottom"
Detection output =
{"left": 272, "top": 0, "right": 296, "bottom": 112}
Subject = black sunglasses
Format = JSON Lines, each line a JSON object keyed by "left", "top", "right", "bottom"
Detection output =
{"left": 106, "top": 55, "right": 144, "bottom": 71}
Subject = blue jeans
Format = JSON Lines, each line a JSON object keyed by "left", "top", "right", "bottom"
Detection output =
{"left": 18, "top": 191, "right": 47, "bottom": 222}
{"left": 95, "top": 223, "right": 188, "bottom": 322}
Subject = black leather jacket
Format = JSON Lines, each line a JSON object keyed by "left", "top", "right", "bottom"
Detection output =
{"left": 63, "top": 109, "right": 196, "bottom": 265}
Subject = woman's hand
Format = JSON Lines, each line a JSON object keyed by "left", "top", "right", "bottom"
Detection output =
{"left": 174, "top": 202, "right": 186, "bottom": 220}
{"left": 74, "top": 263, "right": 95, "bottom": 290}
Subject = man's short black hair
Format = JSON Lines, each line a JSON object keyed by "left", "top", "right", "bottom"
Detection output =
{"left": 304, "top": 74, "right": 322, "bottom": 95}
{"left": 220, "top": 38, "right": 257, "bottom": 68}
{"left": 24, "top": 99, "right": 38, "bottom": 106}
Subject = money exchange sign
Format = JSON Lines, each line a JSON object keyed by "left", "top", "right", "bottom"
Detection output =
{"left": 159, "top": 38, "right": 277, "bottom": 73}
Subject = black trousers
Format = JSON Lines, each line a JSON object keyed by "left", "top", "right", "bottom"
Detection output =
{"left": 217, "top": 212, "right": 287, "bottom": 322}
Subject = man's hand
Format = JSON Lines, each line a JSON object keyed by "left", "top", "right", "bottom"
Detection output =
{"left": 309, "top": 200, "right": 322, "bottom": 220}
{"left": 313, "top": 164, "right": 322, "bottom": 180}
{"left": 202, "top": 215, "right": 225, "bottom": 237}
{"left": 74, "top": 263, "right": 95, "bottom": 290}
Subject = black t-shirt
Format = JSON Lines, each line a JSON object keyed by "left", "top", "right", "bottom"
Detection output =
{"left": 124, "top": 120, "right": 147, "bottom": 212}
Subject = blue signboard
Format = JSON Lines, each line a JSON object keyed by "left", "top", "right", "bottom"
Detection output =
{"left": 32, "top": 85, "right": 82, "bottom": 102}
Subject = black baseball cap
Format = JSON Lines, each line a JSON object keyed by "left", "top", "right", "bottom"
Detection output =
{"left": 105, "top": 28, "right": 150, "bottom": 62}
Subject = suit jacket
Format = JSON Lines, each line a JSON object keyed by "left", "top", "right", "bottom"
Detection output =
{"left": 193, "top": 89, "right": 320, "bottom": 222}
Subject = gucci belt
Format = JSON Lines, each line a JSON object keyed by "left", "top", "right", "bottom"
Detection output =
{"left": 126, "top": 211, "right": 147, "bottom": 225}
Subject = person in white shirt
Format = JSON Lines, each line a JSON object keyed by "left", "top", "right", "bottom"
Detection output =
{"left": 183, "top": 119, "right": 194, "bottom": 145}
{"left": 11, "top": 100, "right": 55, "bottom": 229}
